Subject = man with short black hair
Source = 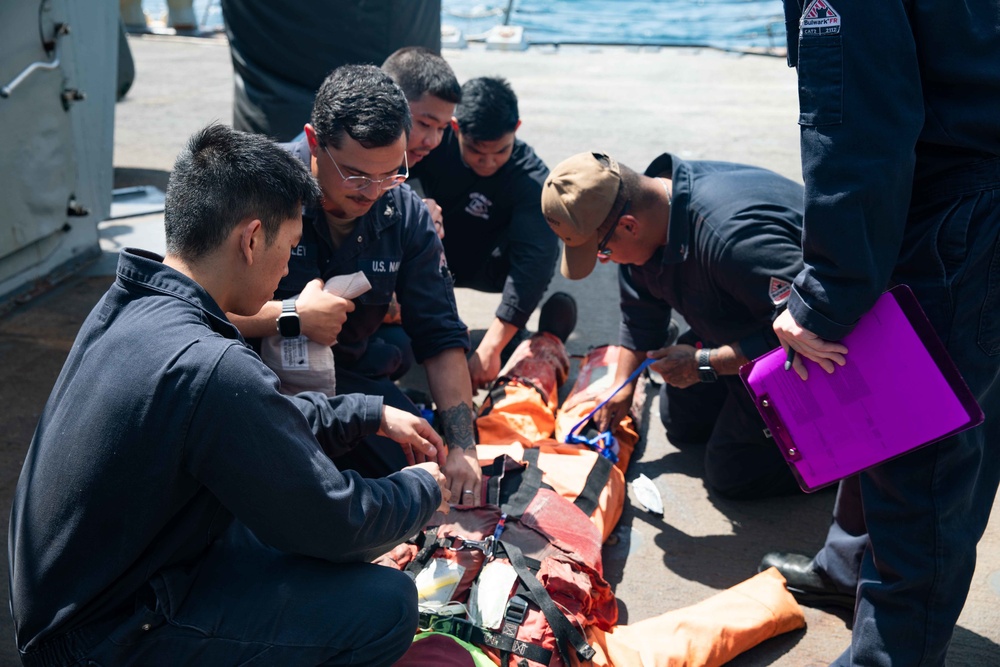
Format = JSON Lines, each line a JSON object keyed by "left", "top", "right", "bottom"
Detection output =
{"left": 9, "top": 124, "right": 449, "bottom": 665}
{"left": 378, "top": 45, "right": 459, "bottom": 335}
{"left": 410, "top": 76, "right": 559, "bottom": 387}
{"left": 542, "top": 151, "right": 806, "bottom": 499}
{"left": 382, "top": 46, "right": 461, "bottom": 171}
{"left": 382, "top": 45, "right": 460, "bottom": 241}
{"left": 230, "top": 64, "right": 483, "bottom": 501}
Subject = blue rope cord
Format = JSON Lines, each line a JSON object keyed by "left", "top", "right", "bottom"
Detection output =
{"left": 563, "top": 357, "right": 655, "bottom": 462}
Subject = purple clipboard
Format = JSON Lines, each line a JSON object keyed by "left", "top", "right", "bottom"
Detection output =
{"left": 739, "top": 285, "right": 984, "bottom": 493}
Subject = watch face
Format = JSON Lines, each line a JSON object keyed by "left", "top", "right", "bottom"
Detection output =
{"left": 278, "top": 314, "right": 300, "bottom": 338}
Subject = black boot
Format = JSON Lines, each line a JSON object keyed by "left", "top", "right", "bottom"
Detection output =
{"left": 537, "top": 292, "right": 577, "bottom": 343}
{"left": 758, "top": 552, "right": 856, "bottom": 610}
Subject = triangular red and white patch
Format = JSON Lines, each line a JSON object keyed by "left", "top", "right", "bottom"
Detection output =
{"left": 769, "top": 277, "right": 792, "bottom": 305}
{"left": 801, "top": 0, "right": 841, "bottom": 35}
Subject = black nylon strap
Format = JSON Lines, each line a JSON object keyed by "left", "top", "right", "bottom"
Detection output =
{"left": 420, "top": 612, "right": 475, "bottom": 644}
{"left": 484, "top": 456, "right": 517, "bottom": 506}
{"left": 520, "top": 447, "right": 540, "bottom": 467}
{"left": 484, "top": 453, "right": 546, "bottom": 515}
{"left": 422, "top": 612, "right": 554, "bottom": 665}
{"left": 485, "top": 377, "right": 550, "bottom": 413}
{"left": 469, "top": 624, "right": 554, "bottom": 665}
{"left": 573, "top": 452, "right": 613, "bottom": 516}
{"left": 501, "top": 452, "right": 545, "bottom": 516}
{"left": 404, "top": 527, "right": 440, "bottom": 577}
{"left": 498, "top": 541, "right": 597, "bottom": 663}
{"left": 480, "top": 459, "right": 506, "bottom": 477}
{"left": 478, "top": 384, "right": 510, "bottom": 417}
{"left": 484, "top": 460, "right": 506, "bottom": 507}
{"left": 500, "top": 459, "right": 544, "bottom": 516}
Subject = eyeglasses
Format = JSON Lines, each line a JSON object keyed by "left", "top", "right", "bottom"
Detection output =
{"left": 597, "top": 200, "right": 629, "bottom": 257}
{"left": 322, "top": 144, "right": 408, "bottom": 192}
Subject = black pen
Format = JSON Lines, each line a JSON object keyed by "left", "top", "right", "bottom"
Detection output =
{"left": 783, "top": 347, "right": 795, "bottom": 371}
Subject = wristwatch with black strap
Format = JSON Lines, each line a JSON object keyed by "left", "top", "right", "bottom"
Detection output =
{"left": 276, "top": 298, "right": 300, "bottom": 338}
{"left": 696, "top": 348, "right": 717, "bottom": 383}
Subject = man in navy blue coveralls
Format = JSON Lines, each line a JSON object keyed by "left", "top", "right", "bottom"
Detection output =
{"left": 762, "top": 1, "right": 1000, "bottom": 664}
{"left": 541, "top": 151, "right": 806, "bottom": 499}
{"left": 8, "top": 125, "right": 450, "bottom": 666}
{"left": 409, "top": 76, "right": 559, "bottom": 388}
{"left": 229, "top": 65, "right": 483, "bottom": 504}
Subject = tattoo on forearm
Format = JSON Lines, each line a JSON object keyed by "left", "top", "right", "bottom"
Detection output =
{"left": 439, "top": 404, "right": 476, "bottom": 450}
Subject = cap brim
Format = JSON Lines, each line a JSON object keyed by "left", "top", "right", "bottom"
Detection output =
{"left": 561, "top": 236, "right": 600, "bottom": 280}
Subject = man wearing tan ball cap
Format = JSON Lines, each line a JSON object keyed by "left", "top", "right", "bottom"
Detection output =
{"left": 542, "top": 150, "right": 808, "bottom": 500}
{"left": 541, "top": 151, "right": 627, "bottom": 280}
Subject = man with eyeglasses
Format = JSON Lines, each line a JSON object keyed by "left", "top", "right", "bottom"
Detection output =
{"left": 541, "top": 151, "right": 806, "bottom": 500}
{"left": 230, "top": 65, "right": 482, "bottom": 502}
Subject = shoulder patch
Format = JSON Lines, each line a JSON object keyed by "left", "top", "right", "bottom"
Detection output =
{"left": 769, "top": 277, "right": 792, "bottom": 305}
{"left": 801, "top": 0, "right": 841, "bottom": 36}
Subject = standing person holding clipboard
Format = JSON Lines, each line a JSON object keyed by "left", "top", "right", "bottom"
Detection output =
{"left": 761, "top": 1, "right": 1000, "bottom": 665}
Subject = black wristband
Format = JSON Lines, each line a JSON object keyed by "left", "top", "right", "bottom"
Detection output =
{"left": 276, "top": 298, "right": 300, "bottom": 338}
{"left": 696, "top": 348, "right": 717, "bottom": 383}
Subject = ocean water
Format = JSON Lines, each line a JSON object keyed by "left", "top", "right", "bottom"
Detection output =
{"left": 443, "top": 0, "right": 786, "bottom": 51}
{"left": 141, "top": 0, "right": 786, "bottom": 52}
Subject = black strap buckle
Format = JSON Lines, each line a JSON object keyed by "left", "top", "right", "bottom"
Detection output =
{"left": 420, "top": 611, "right": 476, "bottom": 644}
{"left": 504, "top": 594, "right": 529, "bottom": 626}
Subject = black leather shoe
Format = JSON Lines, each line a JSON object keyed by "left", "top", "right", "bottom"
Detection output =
{"left": 537, "top": 292, "right": 577, "bottom": 343}
{"left": 758, "top": 552, "right": 856, "bottom": 610}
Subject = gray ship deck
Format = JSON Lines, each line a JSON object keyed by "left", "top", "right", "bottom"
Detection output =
{"left": 1, "top": 34, "right": 997, "bottom": 666}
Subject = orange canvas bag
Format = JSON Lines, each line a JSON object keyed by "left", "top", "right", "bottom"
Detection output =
{"left": 476, "top": 341, "right": 642, "bottom": 541}
{"left": 477, "top": 343, "right": 641, "bottom": 472}
{"left": 578, "top": 568, "right": 806, "bottom": 667}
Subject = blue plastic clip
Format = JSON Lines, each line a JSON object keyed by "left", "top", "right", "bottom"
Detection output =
{"left": 564, "top": 357, "right": 656, "bottom": 464}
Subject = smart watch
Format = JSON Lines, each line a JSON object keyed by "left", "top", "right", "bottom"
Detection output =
{"left": 696, "top": 348, "right": 717, "bottom": 383}
{"left": 276, "top": 298, "right": 300, "bottom": 338}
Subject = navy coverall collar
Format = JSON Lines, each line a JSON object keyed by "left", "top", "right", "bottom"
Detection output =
{"left": 305, "top": 189, "right": 403, "bottom": 261}
{"left": 644, "top": 153, "right": 691, "bottom": 266}
{"left": 116, "top": 247, "right": 242, "bottom": 342}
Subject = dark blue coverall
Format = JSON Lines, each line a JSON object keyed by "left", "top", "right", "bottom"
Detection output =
{"left": 276, "top": 138, "right": 470, "bottom": 477}
{"left": 783, "top": 1, "right": 1000, "bottom": 663}
{"left": 8, "top": 250, "right": 442, "bottom": 666}
{"left": 620, "top": 153, "right": 805, "bottom": 499}
{"left": 410, "top": 126, "right": 559, "bottom": 331}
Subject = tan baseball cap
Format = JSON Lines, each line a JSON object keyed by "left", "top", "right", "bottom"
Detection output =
{"left": 541, "top": 151, "right": 624, "bottom": 279}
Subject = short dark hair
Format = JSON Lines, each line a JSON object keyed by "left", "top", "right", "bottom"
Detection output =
{"left": 382, "top": 46, "right": 461, "bottom": 104}
{"left": 165, "top": 124, "right": 319, "bottom": 260}
{"left": 453, "top": 76, "right": 519, "bottom": 142}
{"left": 310, "top": 64, "right": 412, "bottom": 150}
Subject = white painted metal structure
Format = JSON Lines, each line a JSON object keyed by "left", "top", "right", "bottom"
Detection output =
{"left": 0, "top": 0, "right": 117, "bottom": 307}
